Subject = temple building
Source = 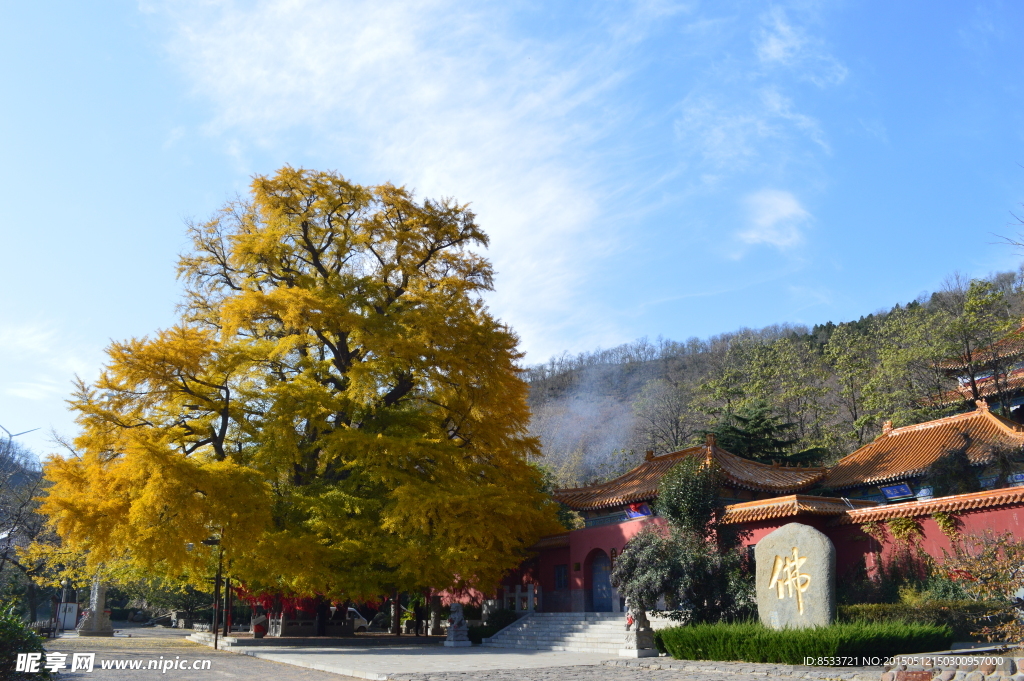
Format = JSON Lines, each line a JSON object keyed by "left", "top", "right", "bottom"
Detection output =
{"left": 939, "top": 322, "right": 1024, "bottom": 419}
{"left": 500, "top": 400, "right": 1024, "bottom": 614}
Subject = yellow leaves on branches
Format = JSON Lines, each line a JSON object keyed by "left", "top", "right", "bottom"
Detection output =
{"left": 41, "top": 167, "right": 561, "bottom": 601}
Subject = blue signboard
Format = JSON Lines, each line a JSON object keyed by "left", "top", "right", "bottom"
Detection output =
{"left": 880, "top": 483, "right": 914, "bottom": 500}
{"left": 979, "top": 475, "right": 998, "bottom": 488}
{"left": 625, "top": 503, "right": 652, "bottom": 519}
{"left": 1008, "top": 473, "right": 1024, "bottom": 486}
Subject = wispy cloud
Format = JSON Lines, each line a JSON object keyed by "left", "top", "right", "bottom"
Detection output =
{"left": 755, "top": 6, "right": 847, "bottom": 87}
{"left": 738, "top": 189, "right": 810, "bottom": 250}
{"left": 673, "top": 86, "right": 828, "bottom": 170}
{"left": 0, "top": 323, "right": 94, "bottom": 400}
{"left": 145, "top": 0, "right": 851, "bottom": 356}
{"left": 147, "top": 0, "right": 658, "bottom": 357}
{"left": 671, "top": 5, "right": 843, "bottom": 177}
{"left": 761, "top": 87, "right": 829, "bottom": 153}
{"left": 0, "top": 320, "right": 101, "bottom": 454}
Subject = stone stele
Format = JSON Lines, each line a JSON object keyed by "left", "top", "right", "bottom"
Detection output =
{"left": 79, "top": 576, "right": 114, "bottom": 636}
{"left": 755, "top": 522, "right": 835, "bottom": 629}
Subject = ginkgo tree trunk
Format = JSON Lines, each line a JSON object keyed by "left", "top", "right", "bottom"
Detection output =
{"left": 40, "top": 166, "right": 562, "bottom": 602}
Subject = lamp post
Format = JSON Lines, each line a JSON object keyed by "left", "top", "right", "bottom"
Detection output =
{"left": 55, "top": 578, "right": 69, "bottom": 637}
{"left": 201, "top": 537, "right": 224, "bottom": 651}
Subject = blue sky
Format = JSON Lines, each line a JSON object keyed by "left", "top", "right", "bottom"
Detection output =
{"left": 2, "top": 1, "right": 1023, "bottom": 455}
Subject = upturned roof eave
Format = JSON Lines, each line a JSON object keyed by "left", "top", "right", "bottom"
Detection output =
{"left": 553, "top": 445, "right": 829, "bottom": 511}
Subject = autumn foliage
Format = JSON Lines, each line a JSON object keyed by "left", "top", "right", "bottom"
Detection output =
{"left": 40, "top": 167, "right": 562, "bottom": 600}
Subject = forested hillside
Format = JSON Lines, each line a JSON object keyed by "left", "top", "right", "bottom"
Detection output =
{"left": 526, "top": 269, "right": 1024, "bottom": 487}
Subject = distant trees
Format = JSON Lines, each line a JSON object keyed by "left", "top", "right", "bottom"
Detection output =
{"left": 528, "top": 267, "right": 1024, "bottom": 481}
{"left": 0, "top": 440, "right": 51, "bottom": 621}
{"left": 710, "top": 401, "right": 827, "bottom": 466}
{"left": 932, "top": 276, "right": 1020, "bottom": 412}
{"left": 631, "top": 379, "right": 701, "bottom": 456}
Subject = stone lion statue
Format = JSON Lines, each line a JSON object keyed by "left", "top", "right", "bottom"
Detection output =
{"left": 446, "top": 602, "right": 469, "bottom": 642}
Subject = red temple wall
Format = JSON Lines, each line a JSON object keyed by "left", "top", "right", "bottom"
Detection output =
{"left": 513, "top": 502, "right": 1024, "bottom": 612}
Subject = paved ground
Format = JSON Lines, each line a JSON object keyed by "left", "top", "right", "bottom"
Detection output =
{"left": 228, "top": 645, "right": 615, "bottom": 679}
{"left": 43, "top": 624, "right": 352, "bottom": 680}
{"left": 39, "top": 623, "right": 878, "bottom": 681}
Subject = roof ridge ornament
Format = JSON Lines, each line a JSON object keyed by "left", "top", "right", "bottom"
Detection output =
{"left": 976, "top": 398, "right": 990, "bottom": 412}
{"left": 705, "top": 432, "right": 717, "bottom": 450}
{"left": 882, "top": 420, "right": 893, "bottom": 436}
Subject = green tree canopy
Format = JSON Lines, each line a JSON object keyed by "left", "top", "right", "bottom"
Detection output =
{"left": 612, "top": 455, "right": 752, "bottom": 623}
{"left": 710, "top": 401, "right": 827, "bottom": 466}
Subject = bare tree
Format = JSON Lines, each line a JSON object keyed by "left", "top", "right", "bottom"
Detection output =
{"left": 0, "top": 433, "right": 48, "bottom": 620}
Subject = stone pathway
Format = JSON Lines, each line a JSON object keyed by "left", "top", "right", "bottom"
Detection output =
{"left": 44, "top": 631, "right": 351, "bottom": 680}
{"left": 41, "top": 623, "right": 963, "bottom": 681}
{"left": 227, "top": 644, "right": 615, "bottom": 679}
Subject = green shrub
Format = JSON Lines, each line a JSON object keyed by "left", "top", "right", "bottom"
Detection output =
{"left": 839, "top": 601, "right": 1006, "bottom": 641}
{"left": 0, "top": 605, "right": 51, "bottom": 680}
{"left": 467, "top": 624, "right": 504, "bottom": 644}
{"left": 655, "top": 621, "right": 952, "bottom": 664}
{"left": 484, "top": 608, "right": 519, "bottom": 629}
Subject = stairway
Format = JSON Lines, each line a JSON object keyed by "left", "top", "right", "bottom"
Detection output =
{"left": 481, "top": 612, "right": 627, "bottom": 654}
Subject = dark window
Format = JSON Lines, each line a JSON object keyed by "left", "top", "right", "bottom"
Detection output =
{"left": 554, "top": 564, "right": 569, "bottom": 590}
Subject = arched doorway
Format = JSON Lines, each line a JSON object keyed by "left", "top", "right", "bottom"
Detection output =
{"left": 591, "top": 552, "right": 612, "bottom": 612}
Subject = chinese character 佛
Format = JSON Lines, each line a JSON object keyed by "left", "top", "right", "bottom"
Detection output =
{"left": 768, "top": 546, "right": 811, "bottom": 614}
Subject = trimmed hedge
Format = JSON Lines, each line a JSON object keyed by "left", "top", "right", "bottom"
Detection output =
{"left": 654, "top": 621, "right": 953, "bottom": 664}
{"left": 485, "top": 609, "right": 520, "bottom": 630}
{"left": 467, "top": 624, "right": 503, "bottom": 644}
{"left": 467, "top": 609, "right": 522, "bottom": 644}
{"left": 839, "top": 601, "right": 1005, "bottom": 641}
{"left": 1, "top": 607, "right": 51, "bottom": 680}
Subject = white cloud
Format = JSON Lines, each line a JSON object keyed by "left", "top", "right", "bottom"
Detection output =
{"left": 0, "top": 320, "right": 101, "bottom": 454}
{"left": 738, "top": 189, "right": 810, "bottom": 250}
{"left": 144, "top": 0, "right": 852, "bottom": 358}
{"left": 0, "top": 323, "right": 95, "bottom": 406}
{"left": 760, "top": 87, "right": 829, "bottom": 153}
{"left": 149, "top": 0, "right": 651, "bottom": 359}
{"left": 673, "top": 88, "right": 828, "bottom": 168}
{"left": 6, "top": 380, "right": 65, "bottom": 402}
{"left": 756, "top": 7, "right": 806, "bottom": 65}
{"left": 755, "top": 7, "right": 847, "bottom": 87}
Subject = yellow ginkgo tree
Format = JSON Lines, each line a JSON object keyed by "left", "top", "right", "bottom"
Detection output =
{"left": 40, "top": 167, "right": 562, "bottom": 602}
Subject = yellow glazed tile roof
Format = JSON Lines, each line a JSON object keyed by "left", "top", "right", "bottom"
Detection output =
{"left": 938, "top": 366, "right": 1024, "bottom": 406}
{"left": 833, "top": 486, "right": 1024, "bottom": 525}
{"left": 553, "top": 440, "right": 827, "bottom": 511}
{"left": 824, "top": 404, "right": 1024, "bottom": 491}
{"left": 940, "top": 322, "right": 1024, "bottom": 372}
{"left": 720, "top": 495, "right": 878, "bottom": 525}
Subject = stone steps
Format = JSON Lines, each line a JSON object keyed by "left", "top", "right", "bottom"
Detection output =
{"left": 481, "top": 613, "right": 631, "bottom": 654}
